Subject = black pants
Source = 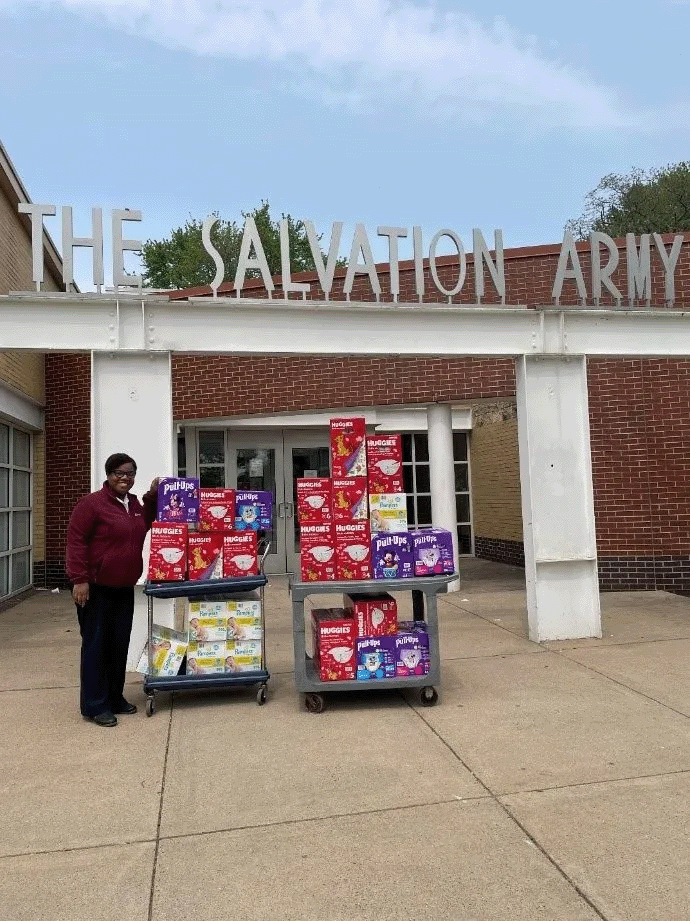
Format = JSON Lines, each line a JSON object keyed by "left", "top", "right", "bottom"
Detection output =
{"left": 77, "top": 584, "right": 135, "bottom": 717}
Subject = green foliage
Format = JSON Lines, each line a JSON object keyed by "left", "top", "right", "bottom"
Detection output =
{"left": 566, "top": 162, "right": 690, "bottom": 240}
{"left": 141, "top": 201, "right": 319, "bottom": 290}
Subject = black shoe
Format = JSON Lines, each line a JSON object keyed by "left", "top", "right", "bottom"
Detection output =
{"left": 112, "top": 701, "right": 137, "bottom": 715}
{"left": 85, "top": 711, "right": 118, "bottom": 727}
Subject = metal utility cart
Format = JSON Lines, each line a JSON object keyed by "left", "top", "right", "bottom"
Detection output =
{"left": 142, "top": 543, "right": 271, "bottom": 715}
{"left": 289, "top": 573, "right": 455, "bottom": 713}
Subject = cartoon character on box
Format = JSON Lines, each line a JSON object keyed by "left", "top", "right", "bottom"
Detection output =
{"left": 401, "top": 648, "right": 424, "bottom": 675}
{"left": 162, "top": 492, "right": 185, "bottom": 520}
{"left": 236, "top": 502, "right": 259, "bottom": 530}
{"left": 381, "top": 551, "right": 399, "bottom": 578}
{"left": 359, "top": 648, "right": 386, "bottom": 679}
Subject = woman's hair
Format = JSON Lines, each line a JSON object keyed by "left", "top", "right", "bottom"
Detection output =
{"left": 105, "top": 453, "right": 137, "bottom": 475}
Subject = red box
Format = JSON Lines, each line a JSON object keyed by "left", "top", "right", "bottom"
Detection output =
{"left": 300, "top": 523, "right": 336, "bottom": 582}
{"left": 366, "top": 434, "right": 404, "bottom": 494}
{"left": 199, "top": 488, "right": 235, "bottom": 532}
{"left": 222, "top": 532, "right": 259, "bottom": 577}
{"left": 188, "top": 532, "right": 223, "bottom": 580}
{"left": 330, "top": 417, "right": 367, "bottom": 478}
{"left": 335, "top": 520, "right": 372, "bottom": 580}
{"left": 148, "top": 523, "right": 188, "bottom": 581}
{"left": 296, "top": 478, "right": 332, "bottom": 524}
{"left": 311, "top": 609, "right": 356, "bottom": 681}
{"left": 331, "top": 477, "right": 368, "bottom": 522}
{"left": 344, "top": 592, "right": 398, "bottom": 637}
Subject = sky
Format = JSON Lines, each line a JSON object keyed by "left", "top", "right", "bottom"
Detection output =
{"left": 1, "top": 0, "right": 689, "bottom": 290}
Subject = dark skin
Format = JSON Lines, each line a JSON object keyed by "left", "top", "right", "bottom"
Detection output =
{"left": 72, "top": 464, "right": 160, "bottom": 607}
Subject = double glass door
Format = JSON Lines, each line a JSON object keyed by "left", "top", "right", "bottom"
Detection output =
{"left": 226, "top": 431, "right": 329, "bottom": 575}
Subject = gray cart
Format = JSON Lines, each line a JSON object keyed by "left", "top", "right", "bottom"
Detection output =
{"left": 289, "top": 574, "right": 455, "bottom": 712}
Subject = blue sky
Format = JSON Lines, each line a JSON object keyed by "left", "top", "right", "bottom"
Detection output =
{"left": 1, "top": 0, "right": 689, "bottom": 288}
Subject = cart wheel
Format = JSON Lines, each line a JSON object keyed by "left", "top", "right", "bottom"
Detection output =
{"left": 420, "top": 686, "right": 438, "bottom": 707}
{"left": 304, "top": 693, "right": 325, "bottom": 714}
{"left": 257, "top": 684, "right": 268, "bottom": 706}
{"left": 145, "top": 695, "right": 155, "bottom": 717}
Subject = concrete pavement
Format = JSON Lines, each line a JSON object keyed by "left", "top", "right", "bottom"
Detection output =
{"left": 2, "top": 559, "right": 690, "bottom": 920}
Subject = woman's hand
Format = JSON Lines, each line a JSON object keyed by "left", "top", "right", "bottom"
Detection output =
{"left": 149, "top": 476, "right": 161, "bottom": 492}
{"left": 72, "top": 582, "right": 89, "bottom": 607}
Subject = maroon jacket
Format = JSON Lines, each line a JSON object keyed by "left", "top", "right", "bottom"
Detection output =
{"left": 66, "top": 483, "right": 157, "bottom": 587}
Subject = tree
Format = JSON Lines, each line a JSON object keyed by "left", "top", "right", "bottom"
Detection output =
{"left": 141, "top": 201, "right": 319, "bottom": 289}
{"left": 565, "top": 162, "right": 690, "bottom": 240}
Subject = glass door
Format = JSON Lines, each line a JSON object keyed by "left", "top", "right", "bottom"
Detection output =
{"left": 283, "top": 432, "right": 331, "bottom": 575}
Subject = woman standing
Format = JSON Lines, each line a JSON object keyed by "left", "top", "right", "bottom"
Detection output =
{"left": 66, "top": 453, "right": 159, "bottom": 727}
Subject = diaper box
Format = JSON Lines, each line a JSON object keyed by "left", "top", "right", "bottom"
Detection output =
{"left": 224, "top": 592, "right": 262, "bottom": 640}
{"left": 369, "top": 493, "right": 409, "bottom": 534}
{"left": 187, "top": 639, "right": 227, "bottom": 659}
{"left": 371, "top": 531, "right": 414, "bottom": 579}
{"left": 199, "top": 488, "right": 235, "bottom": 532}
{"left": 296, "top": 478, "right": 333, "bottom": 524}
{"left": 392, "top": 628, "right": 430, "bottom": 677}
{"left": 136, "top": 625, "right": 187, "bottom": 677}
{"left": 330, "top": 417, "right": 367, "bottom": 478}
{"left": 147, "top": 522, "right": 188, "bottom": 582}
{"left": 344, "top": 592, "right": 397, "bottom": 637}
{"left": 366, "top": 434, "right": 404, "bottom": 494}
{"left": 356, "top": 636, "right": 396, "bottom": 680}
{"left": 311, "top": 608, "right": 356, "bottom": 681}
{"left": 187, "top": 614, "right": 228, "bottom": 643}
{"left": 157, "top": 477, "right": 199, "bottom": 524}
{"left": 187, "top": 532, "right": 224, "bottom": 581}
{"left": 331, "top": 477, "right": 368, "bottom": 522}
{"left": 299, "top": 523, "right": 336, "bottom": 582}
{"left": 222, "top": 531, "right": 259, "bottom": 577}
{"left": 225, "top": 640, "right": 263, "bottom": 673}
{"left": 234, "top": 491, "right": 273, "bottom": 531}
{"left": 335, "top": 520, "right": 372, "bottom": 580}
{"left": 410, "top": 528, "right": 455, "bottom": 576}
{"left": 186, "top": 654, "right": 225, "bottom": 675}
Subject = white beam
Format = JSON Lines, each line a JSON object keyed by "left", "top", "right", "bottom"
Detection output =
{"left": 427, "top": 403, "right": 460, "bottom": 591}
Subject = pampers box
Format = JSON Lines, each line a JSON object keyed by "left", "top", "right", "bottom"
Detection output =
{"left": 366, "top": 434, "right": 403, "bottom": 494}
{"left": 331, "top": 477, "right": 368, "bottom": 522}
{"left": 199, "top": 488, "right": 235, "bottom": 532}
{"left": 356, "top": 636, "right": 396, "bottom": 680}
{"left": 369, "top": 493, "right": 408, "bottom": 534}
{"left": 136, "top": 625, "right": 188, "bottom": 677}
{"left": 410, "top": 528, "right": 455, "bottom": 576}
{"left": 371, "top": 531, "right": 414, "bottom": 579}
{"left": 300, "top": 522, "right": 336, "bottom": 582}
{"left": 147, "top": 522, "right": 188, "bottom": 582}
{"left": 234, "top": 491, "right": 272, "bottom": 531}
{"left": 157, "top": 477, "right": 199, "bottom": 525}
{"left": 225, "top": 640, "right": 263, "bottom": 673}
{"left": 330, "top": 417, "right": 367, "bottom": 478}
{"left": 296, "top": 478, "right": 332, "bottom": 525}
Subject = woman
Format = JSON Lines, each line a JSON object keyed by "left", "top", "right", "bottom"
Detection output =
{"left": 66, "top": 453, "right": 160, "bottom": 728}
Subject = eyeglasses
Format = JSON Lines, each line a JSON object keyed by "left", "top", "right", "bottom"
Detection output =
{"left": 111, "top": 469, "right": 136, "bottom": 480}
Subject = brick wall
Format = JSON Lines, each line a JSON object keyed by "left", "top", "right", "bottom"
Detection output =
{"left": 470, "top": 404, "right": 523, "bottom": 548}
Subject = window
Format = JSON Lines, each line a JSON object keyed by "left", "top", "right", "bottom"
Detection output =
{"left": 401, "top": 432, "right": 472, "bottom": 554}
{"left": 0, "top": 422, "right": 32, "bottom": 597}
{"left": 198, "top": 430, "right": 226, "bottom": 487}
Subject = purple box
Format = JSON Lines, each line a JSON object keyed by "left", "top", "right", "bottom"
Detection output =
{"left": 371, "top": 532, "right": 414, "bottom": 579}
{"left": 234, "top": 491, "right": 273, "bottom": 531}
{"left": 157, "top": 478, "right": 199, "bottom": 524}
{"left": 409, "top": 528, "right": 455, "bottom": 576}
{"left": 356, "top": 636, "right": 396, "bottom": 680}
{"left": 392, "top": 629, "right": 430, "bottom": 677}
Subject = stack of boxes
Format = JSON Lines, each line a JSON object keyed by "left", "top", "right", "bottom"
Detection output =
{"left": 144, "top": 478, "right": 272, "bottom": 677}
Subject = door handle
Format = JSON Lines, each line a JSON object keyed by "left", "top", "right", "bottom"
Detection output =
{"left": 285, "top": 502, "right": 294, "bottom": 519}
{"left": 278, "top": 502, "right": 287, "bottom": 519}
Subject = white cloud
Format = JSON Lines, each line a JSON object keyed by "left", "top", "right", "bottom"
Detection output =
{"left": 4, "top": 0, "right": 638, "bottom": 129}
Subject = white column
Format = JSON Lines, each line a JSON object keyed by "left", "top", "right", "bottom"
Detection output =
{"left": 516, "top": 356, "right": 601, "bottom": 641}
{"left": 91, "top": 352, "right": 175, "bottom": 668}
{"left": 427, "top": 403, "right": 460, "bottom": 591}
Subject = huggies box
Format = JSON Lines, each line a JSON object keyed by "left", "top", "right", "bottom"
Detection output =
{"left": 234, "top": 491, "right": 273, "bottom": 531}
{"left": 392, "top": 629, "right": 430, "bottom": 677}
{"left": 330, "top": 417, "right": 367, "bottom": 478}
{"left": 147, "top": 523, "right": 188, "bottom": 581}
{"left": 369, "top": 493, "right": 409, "bottom": 534}
{"left": 199, "top": 488, "right": 235, "bottom": 532}
{"left": 331, "top": 477, "right": 368, "bottom": 522}
{"left": 366, "top": 434, "right": 404, "bottom": 494}
{"left": 335, "top": 520, "right": 372, "bottom": 580}
{"left": 222, "top": 531, "right": 259, "bottom": 577}
{"left": 356, "top": 636, "right": 396, "bottom": 680}
{"left": 300, "top": 523, "right": 336, "bottom": 582}
{"left": 344, "top": 592, "right": 397, "bottom": 637}
{"left": 187, "top": 533, "right": 224, "bottom": 581}
{"left": 311, "top": 609, "right": 356, "bottom": 681}
{"left": 410, "top": 528, "right": 455, "bottom": 576}
{"left": 157, "top": 478, "right": 200, "bottom": 524}
{"left": 296, "top": 478, "right": 333, "bottom": 524}
{"left": 371, "top": 532, "right": 414, "bottom": 579}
